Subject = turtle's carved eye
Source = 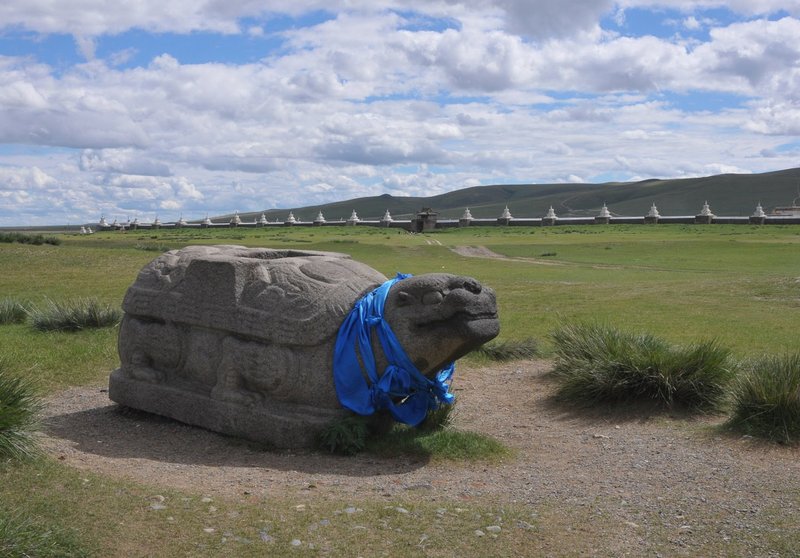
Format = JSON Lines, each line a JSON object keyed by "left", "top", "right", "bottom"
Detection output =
{"left": 422, "top": 290, "right": 444, "bottom": 305}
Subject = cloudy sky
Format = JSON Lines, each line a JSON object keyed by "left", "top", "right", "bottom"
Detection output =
{"left": 1, "top": 1, "right": 799, "bottom": 225}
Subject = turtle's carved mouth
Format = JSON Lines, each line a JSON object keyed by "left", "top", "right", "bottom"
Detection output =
{"left": 414, "top": 310, "right": 499, "bottom": 330}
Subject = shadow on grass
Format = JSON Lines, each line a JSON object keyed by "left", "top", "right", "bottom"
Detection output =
{"left": 43, "top": 398, "right": 428, "bottom": 477}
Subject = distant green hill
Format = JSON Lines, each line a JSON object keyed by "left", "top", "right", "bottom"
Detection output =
{"left": 229, "top": 166, "right": 800, "bottom": 222}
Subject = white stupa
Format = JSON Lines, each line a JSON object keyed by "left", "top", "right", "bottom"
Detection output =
{"left": 598, "top": 204, "right": 611, "bottom": 218}
{"left": 258, "top": 213, "right": 268, "bottom": 225}
{"left": 80, "top": 226, "right": 87, "bottom": 234}
{"left": 230, "top": 211, "right": 241, "bottom": 226}
{"left": 203, "top": 215, "right": 212, "bottom": 226}
{"left": 646, "top": 203, "right": 660, "bottom": 218}
{"left": 752, "top": 203, "right": 766, "bottom": 218}
{"left": 177, "top": 214, "right": 188, "bottom": 226}
{"left": 461, "top": 207, "right": 474, "bottom": 220}
{"left": 314, "top": 211, "right": 326, "bottom": 224}
{"left": 380, "top": 209, "right": 393, "bottom": 223}
{"left": 499, "top": 206, "right": 512, "bottom": 220}
{"left": 699, "top": 201, "right": 714, "bottom": 217}
{"left": 544, "top": 206, "right": 557, "bottom": 220}
{"left": 286, "top": 211, "right": 297, "bottom": 224}
{"left": 98, "top": 215, "right": 109, "bottom": 228}
{"left": 347, "top": 209, "right": 360, "bottom": 223}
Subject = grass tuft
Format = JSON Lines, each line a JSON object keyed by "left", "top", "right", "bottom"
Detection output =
{"left": 367, "top": 427, "right": 509, "bottom": 461}
{"left": 318, "top": 401, "right": 506, "bottom": 460}
{"left": 550, "top": 322, "right": 735, "bottom": 411}
{"left": 727, "top": 353, "right": 800, "bottom": 444}
{"left": 0, "top": 510, "right": 91, "bottom": 558}
{"left": 0, "top": 361, "right": 42, "bottom": 461}
{"left": 29, "top": 298, "right": 122, "bottom": 332}
{"left": 317, "top": 416, "right": 370, "bottom": 456}
{"left": 472, "top": 337, "right": 539, "bottom": 362}
{"left": 0, "top": 299, "right": 28, "bottom": 325}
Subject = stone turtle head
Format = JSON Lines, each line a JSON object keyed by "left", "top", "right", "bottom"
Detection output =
{"left": 382, "top": 273, "right": 500, "bottom": 376}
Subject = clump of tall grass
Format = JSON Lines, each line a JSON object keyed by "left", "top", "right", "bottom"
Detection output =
{"left": 0, "top": 511, "right": 90, "bottom": 557}
{"left": 0, "top": 298, "right": 28, "bottom": 325}
{"left": 133, "top": 242, "right": 174, "bottom": 252}
{"left": 0, "top": 232, "right": 60, "bottom": 245}
{"left": 727, "top": 353, "right": 800, "bottom": 444}
{"left": 29, "top": 298, "right": 122, "bottom": 332}
{"left": 317, "top": 416, "right": 371, "bottom": 456}
{"left": 472, "top": 337, "right": 539, "bottom": 362}
{"left": 550, "top": 322, "right": 735, "bottom": 411}
{"left": 0, "top": 362, "right": 42, "bottom": 461}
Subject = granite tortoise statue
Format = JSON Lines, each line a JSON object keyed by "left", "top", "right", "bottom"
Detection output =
{"left": 109, "top": 245, "right": 500, "bottom": 447}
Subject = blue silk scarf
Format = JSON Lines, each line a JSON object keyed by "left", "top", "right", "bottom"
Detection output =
{"left": 333, "top": 273, "right": 456, "bottom": 426}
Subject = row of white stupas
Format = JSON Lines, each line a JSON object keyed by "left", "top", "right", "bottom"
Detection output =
{"left": 490, "top": 200, "right": 768, "bottom": 220}
{"left": 95, "top": 201, "right": 772, "bottom": 230}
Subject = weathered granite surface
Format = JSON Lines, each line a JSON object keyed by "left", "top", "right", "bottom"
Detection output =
{"left": 109, "top": 245, "right": 499, "bottom": 447}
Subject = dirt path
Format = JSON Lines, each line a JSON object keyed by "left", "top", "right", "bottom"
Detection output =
{"left": 449, "top": 245, "right": 563, "bottom": 265}
{"left": 41, "top": 359, "right": 800, "bottom": 552}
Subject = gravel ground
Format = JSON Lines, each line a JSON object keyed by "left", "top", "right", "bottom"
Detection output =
{"left": 41, "top": 359, "right": 800, "bottom": 555}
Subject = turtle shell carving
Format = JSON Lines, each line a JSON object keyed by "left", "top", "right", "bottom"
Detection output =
{"left": 121, "top": 245, "right": 386, "bottom": 346}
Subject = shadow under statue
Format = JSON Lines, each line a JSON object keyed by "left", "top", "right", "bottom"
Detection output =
{"left": 109, "top": 246, "right": 500, "bottom": 448}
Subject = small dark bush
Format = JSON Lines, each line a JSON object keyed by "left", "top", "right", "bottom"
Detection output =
{"left": 539, "top": 252, "right": 557, "bottom": 257}
{"left": 550, "top": 322, "right": 735, "bottom": 411}
{"left": 473, "top": 338, "right": 539, "bottom": 362}
{"left": 0, "top": 362, "right": 42, "bottom": 460}
{"left": 317, "top": 416, "right": 370, "bottom": 455}
{"left": 0, "top": 299, "right": 28, "bottom": 325}
{"left": 727, "top": 353, "right": 800, "bottom": 444}
{"left": 29, "top": 298, "right": 122, "bottom": 332}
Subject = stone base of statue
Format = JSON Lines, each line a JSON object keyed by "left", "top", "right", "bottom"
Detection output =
{"left": 694, "top": 215, "right": 713, "bottom": 224}
{"left": 749, "top": 216, "right": 766, "bottom": 225}
{"left": 644, "top": 216, "right": 659, "bottom": 224}
{"left": 109, "top": 368, "right": 348, "bottom": 447}
{"left": 594, "top": 216, "right": 610, "bottom": 224}
{"left": 541, "top": 217, "right": 556, "bottom": 226}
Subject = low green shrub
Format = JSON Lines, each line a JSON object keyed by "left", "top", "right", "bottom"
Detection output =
{"left": 727, "top": 353, "right": 800, "bottom": 444}
{"left": 550, "top": 322, "right": 735, "bottom": 410}
{"left": 0, "top": 510, "right": 91, "bottom": 558}
{"left": 0, "top": 299, "right": 28, "bottom": 325}
{"left": 0, "top": 362, "right": 42, "bottom": 460}
{"left": 0, "top": 232, "right": 60, "bottom": 246}
{"left": 317, "top": 416, "right": 371, "bottom": 456}
{"left": 472, "top": 337, "right": 539, "bottom": 362}
{"left": 29, "top": 298, "right": 122, "bottom": 332}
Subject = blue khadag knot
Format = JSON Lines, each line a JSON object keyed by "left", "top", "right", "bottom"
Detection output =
{"left": 333, "top": 273, "right": 456, "bottom": 426}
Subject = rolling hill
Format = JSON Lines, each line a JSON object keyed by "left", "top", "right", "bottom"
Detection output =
{"left": 231, "top": 167, "right": 800, "bottom": 223}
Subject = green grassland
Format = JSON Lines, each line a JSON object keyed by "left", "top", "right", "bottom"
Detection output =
{"left": 1, "top": 224, "right": 799, "bottom": 556}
